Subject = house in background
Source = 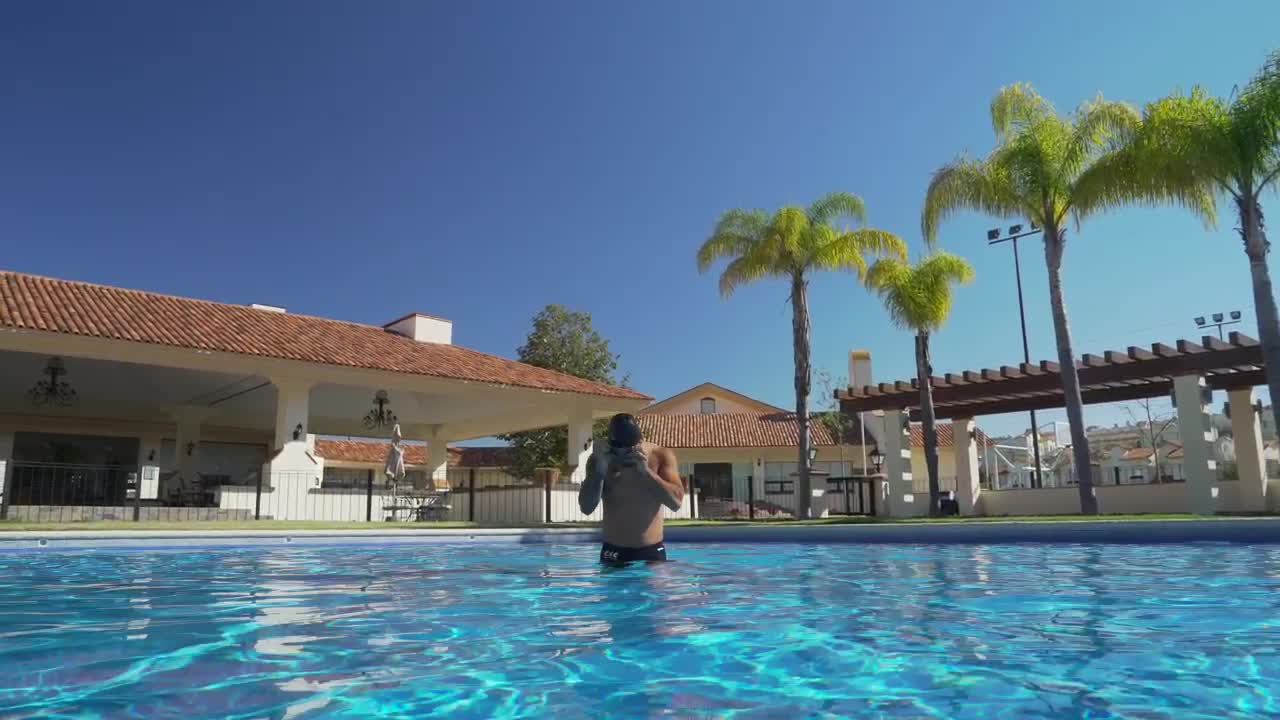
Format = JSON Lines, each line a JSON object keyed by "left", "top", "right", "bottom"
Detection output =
{"left": 637, "top": 382, "right": 873, "bottom": 517}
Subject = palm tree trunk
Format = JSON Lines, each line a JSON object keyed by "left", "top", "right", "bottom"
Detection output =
{"left": 916, "top": 332, "right": 941, "bottom": 517}
{"left": 791, "top": 273, "right": 813, "bottom": 519}
{"left": 1240, "top": 196, "right": 1280, "bottom": 438}
{"left": 1043, "top": 223, "right": 1099, "bottom": 514}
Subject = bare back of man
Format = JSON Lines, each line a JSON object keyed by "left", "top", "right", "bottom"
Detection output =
{"left": 579, "top": 415, "right": 685, "bottom": 564}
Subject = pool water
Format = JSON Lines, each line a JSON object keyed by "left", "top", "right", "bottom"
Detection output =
{"left": 1, "top": 542, "right": 1278, "bottom": 719}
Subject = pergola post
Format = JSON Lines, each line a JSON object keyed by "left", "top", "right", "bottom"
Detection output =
{"left": 1172, "top": 374, "right": 1217, "bottom": 515}
{"left": 952, "top": 416, "right": 981, "bottom": 515}
{"left": 566, "top": 408, "right": 594, "bottom": 484}
{"left": 882, "top": 409, "right": 915, "bottom": 517}
{"left": 1228, "top": 387, "right": 1268, "bottom": 511}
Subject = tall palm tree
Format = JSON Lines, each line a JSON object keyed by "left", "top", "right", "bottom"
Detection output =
{"left": 1090, "top": 50, "right": 1280, "bottom": 436}
{"left": 922, "top": 83, "right": 1211, "bottom": 514}
{"left": 864, "top": 251, "right": 975, "bottom": 516}
{"left": 697, "top": 192, "right": 907, "bottom": 518}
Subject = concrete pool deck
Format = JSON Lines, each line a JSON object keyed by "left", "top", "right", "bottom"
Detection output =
{"left": 3, "top": 517, "right": 1280, "bottom": 550}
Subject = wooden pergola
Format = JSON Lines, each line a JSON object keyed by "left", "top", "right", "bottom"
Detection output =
{"left": 835, "top": 333, "right": 1271, "bottom": 519}
{"left": 837, "top": 332, "right": 1264, "bottom": 419}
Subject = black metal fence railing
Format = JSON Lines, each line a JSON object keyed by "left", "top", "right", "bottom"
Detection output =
{"left": 826, "top": 476, "right": 877, "bottom": 516}
{"left": 0, "top": 463, "right": 701, "bottom": 525}
{"left": 2, "top": 462, "right": 140, "bottom": 523}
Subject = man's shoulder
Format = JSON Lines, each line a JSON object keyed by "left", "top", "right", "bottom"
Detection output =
{"left": 644, "top": 442, "right": 676, "bottom": 462}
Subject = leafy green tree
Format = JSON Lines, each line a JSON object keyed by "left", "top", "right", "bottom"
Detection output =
{"left": 1094, "top": 50, "right": 1280, "bottom": 437}
{"left": 697, "top": 192, "right": 906, "bottom": 517}
{"left": 864, "top": 251, "right": 975, "bottom": 515}
{"left": 921, "top": 83, "right": 1210, "bottom": 513}
{"left": 498, "top": 304, "right": 622, "bottom": 480}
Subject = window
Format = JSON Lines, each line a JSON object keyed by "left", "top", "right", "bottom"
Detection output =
{"left": 764, "top": 462, "right": 797, "bottom": 494}
{"left": 699, "top": 397, "right": 716, "bottom": 414}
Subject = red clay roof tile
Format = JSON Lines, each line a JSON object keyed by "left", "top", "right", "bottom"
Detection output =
{"left": 0, "top": 271, "right": 646, "bottom": 401}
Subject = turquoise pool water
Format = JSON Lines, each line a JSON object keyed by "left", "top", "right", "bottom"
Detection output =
{"left": 1, "top": 542, "right": 1278, "bottom": 718}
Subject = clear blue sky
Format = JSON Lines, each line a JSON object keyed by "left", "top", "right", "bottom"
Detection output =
{"left": 3, "top": 1, "right": 1278, "bottom": 436}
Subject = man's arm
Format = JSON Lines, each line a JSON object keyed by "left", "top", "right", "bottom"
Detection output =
{"left": 631, "top": 446, "right": 685, "bottom": 511}
{"left": 578, "top": 450, "right": 607, "bottom": 514}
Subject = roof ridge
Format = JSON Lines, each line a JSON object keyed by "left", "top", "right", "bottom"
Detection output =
{"left": 1, "top": 269, "right": 391, "bottom": 332}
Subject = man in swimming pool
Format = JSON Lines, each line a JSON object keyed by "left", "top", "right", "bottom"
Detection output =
{"left": 578, "top": 413, "right": 685, "bottom": 564}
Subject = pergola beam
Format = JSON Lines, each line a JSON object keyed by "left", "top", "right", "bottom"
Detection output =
{"left": 840, "top": 334, "right": 1265, "bottom": 415}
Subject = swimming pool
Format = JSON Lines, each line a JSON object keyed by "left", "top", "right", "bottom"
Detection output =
{"left": 1, "top": 542, "right": 1277, "bottom": 718}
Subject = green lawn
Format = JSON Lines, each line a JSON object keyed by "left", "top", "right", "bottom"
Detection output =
{"left": 1, "top": 513, "right": 1270, "bottom": 532}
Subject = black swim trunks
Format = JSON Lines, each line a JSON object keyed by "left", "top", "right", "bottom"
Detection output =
{"left": 599, "top": 541, "right": 667, "bottom": 564}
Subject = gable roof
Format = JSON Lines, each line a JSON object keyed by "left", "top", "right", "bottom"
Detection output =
{"left": 637, "top": 412, "right": 843, "bottom": 449}
{"left": 643, "top": 382, "right": 787, "bottom": 415}
{"left": 909, "top": 423, "right": 991, "bottom": 449}
{"left": 1120, "top": 447, "right": 1155, "bottom": 461}
{"left": 0, "top": 271, "right": 647, "bottom": 401}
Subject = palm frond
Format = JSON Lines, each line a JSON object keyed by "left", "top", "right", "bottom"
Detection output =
{"left": 991, "top": 82, "right": 1056, "bottom": 141}
{"left": 921, "top": 156, "right": 1023, "bottom": 243}
{"left": 717, "top": 250, "right": 777, "bottom": 298}
{"left": 865, "top": 252, "right": 975, "bottom": 333}
{"left": 810, "top": 227, "right": 907, "bottom": 279}
{"left": 768, "top": 206, "right": 810, "bottom": 266}
{"left": 697, "top": 208, "right": 769, "bottom": 273}
{"left": 1072, "top": 143, "right": 1217, "bottom": 227}
{"left": 1066, "top": 95, "right": 1141, "bottom": 171}
{"left": 807, "top": 191, "right": 868, "bottom": 226}
{"left": 1232, "top": 49, "right": 1280, "bottom": 188}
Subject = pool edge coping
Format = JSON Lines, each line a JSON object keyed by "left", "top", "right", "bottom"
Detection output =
{"left": 4, "top": 518, "right": 1280, "bottom": 550}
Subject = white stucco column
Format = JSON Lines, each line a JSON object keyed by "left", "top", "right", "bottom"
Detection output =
{"left": 426, "top": 426, "right": 449, "bottom": 488}
{"left": 262, "top": 378, "right": 316, "bottom": 477}
{"left": 271, "top": 379, "right": 313, "bottom": 452}
{"left": 883, "top": 409, "right": 915, "bottom": 517}
{"left": 1173, "top": 374, "right": 1217, "bottom": 515}
{"left": 566, "top": 408, "right": 594, "bottom": 484}
{"left": 1228, "top": 387, "right": 1268, "bottom": 511}
{"left": 952, "top": 417, "right": 982, "bottom": 515}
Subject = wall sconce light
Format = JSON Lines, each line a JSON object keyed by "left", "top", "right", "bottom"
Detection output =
{"left": 147, "top": 450, "right": 156, "bottom": 462}
{"left": 293, "top": 423, "right": 304, "bottom": 441}
{"left": 185, "top": 442, "right": 195, "bottom": 457}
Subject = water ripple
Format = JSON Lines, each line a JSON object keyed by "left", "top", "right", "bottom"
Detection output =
{"left": 0, "top": 543, "right": 1278, "bottom": 718}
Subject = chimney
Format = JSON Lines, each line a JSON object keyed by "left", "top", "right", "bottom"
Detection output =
{"left": 384, "top": 312, "right": 452, "bottom": 344}
{"left": 847, "top": 349, "right": 884, "bottom": 449}
{"left": 848, "top": 350, "right": 873, "bottom": 389}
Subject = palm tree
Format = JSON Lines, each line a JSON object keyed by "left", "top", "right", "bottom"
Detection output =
{"left": 922, "top": 83, "right": 1211, "bottom": 514}
{"left": 864, "top": 251, "right": 975, "bottom": 516}
{"left": 697, "top": 192, "right": 907, "bottom": 518}
{"left": 1092, "top": 50, "right": 1280, "bottom": 437}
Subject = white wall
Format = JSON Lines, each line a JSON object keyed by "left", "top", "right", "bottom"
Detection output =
{"left": 979, "top": 480, "right": 1264, "bottom": 516}
{"left": 981, "top": 487, "right": 1082, "bottom": 516}
{"left": 217, "top": 471, "right": 385, "bottom": 522}
{"left": 910, "top": 448, "right": 958, "bottom": 493}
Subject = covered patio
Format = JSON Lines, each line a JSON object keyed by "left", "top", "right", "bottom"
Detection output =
{"left": 0, "top": 271, "right": 648, "bottom": 522}
{"left": 837, "top": 333, "right": 1275, "bottom": 517}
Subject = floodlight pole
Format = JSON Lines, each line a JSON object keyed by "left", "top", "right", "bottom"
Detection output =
{"left": 989, "top": 226, "right": 1045, "bottom": 488}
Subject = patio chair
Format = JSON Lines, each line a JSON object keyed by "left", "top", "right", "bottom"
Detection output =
{"left": 383, "top": 476, "right": 452, "bottom": 522}
{"left": 414, "top": 475, "right": 453, "bottom": 522}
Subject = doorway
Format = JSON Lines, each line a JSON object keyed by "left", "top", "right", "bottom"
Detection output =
{"left": 694, "top": 463, "right": 734, "bottom": 500}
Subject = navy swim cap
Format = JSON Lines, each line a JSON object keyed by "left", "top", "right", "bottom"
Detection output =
{"left": 607, "top": 413, "right": 642, "bottom": 448}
